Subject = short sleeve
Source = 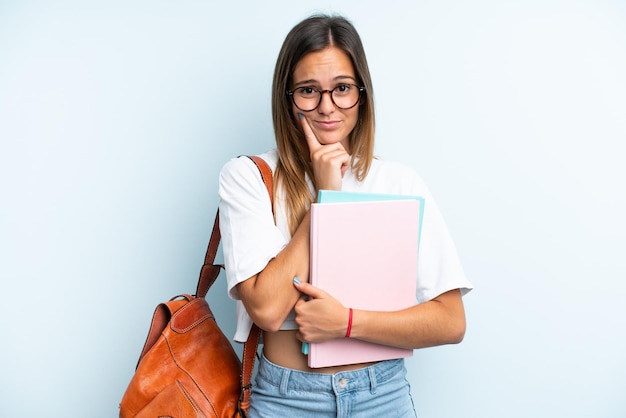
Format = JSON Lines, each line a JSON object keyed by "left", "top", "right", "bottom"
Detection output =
{"left": 409, "top": 174, "right": 473, "bottom": 302}
{"left": 218, "top": 155, "right": 287, "bottom": 300}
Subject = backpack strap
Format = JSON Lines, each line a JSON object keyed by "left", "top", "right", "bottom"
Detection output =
{"left": 238, "top": 156, "right": 272, "bottom": 416}
{"left": 196, "top": 155, "right": 273, "bottom": 417}
{"left": 196, "top": 156, "right": 273, "bottom": 297}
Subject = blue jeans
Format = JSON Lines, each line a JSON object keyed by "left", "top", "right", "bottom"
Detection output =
{"left": 249, "top": 353, "right": 418, "bottom": 417}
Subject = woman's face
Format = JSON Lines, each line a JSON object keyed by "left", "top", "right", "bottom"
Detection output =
{"left": 291, "top": 46, "right": 360, "bottom": 151}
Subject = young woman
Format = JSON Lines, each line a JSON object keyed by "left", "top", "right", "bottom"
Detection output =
{"left": 218, "top": 14, "right": 473, "bottom": 417}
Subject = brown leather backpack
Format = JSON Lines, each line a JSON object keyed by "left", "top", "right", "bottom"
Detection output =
{"left": 119, "top": 156, "right": 271, "bottom": 417}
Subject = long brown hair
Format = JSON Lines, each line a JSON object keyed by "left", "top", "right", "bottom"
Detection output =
{"left": 272, "top": 14, "right": 376, "bottom": 235}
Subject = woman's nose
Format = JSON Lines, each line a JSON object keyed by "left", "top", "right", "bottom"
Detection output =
{"left": 317, "top": 90, "right": 336, "bottom": 114}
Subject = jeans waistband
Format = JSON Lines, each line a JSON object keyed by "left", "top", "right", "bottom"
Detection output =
{"left": 256, "top": 353, "right": 406, "bottom": 396}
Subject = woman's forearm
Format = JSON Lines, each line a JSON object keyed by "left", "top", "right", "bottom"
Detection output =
{"left": 350, "top": 289, "right": 466, "bottom": 349}
{"left": 237, "top": 211, "right": 312, "bottom": 332}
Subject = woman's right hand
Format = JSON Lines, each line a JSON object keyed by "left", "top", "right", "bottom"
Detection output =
{"left": 299, "top": 113, "right": 350, "bottom": 191}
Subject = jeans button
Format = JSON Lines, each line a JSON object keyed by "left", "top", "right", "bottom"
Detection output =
{"left": 337, "top": 378, "right": 348, "bottom": 389}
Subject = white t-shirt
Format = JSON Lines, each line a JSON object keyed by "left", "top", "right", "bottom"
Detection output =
{"left": 218, "top": 149, "right": 473, "bottom": 342}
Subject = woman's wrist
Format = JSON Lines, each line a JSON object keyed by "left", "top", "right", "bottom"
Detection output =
{"left": 345, "top": 307, "right": 353, "bottom": 338}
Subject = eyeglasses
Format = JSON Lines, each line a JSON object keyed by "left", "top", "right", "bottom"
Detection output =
{"left": 286, "top": 84, "right": 365, "bottom": 112}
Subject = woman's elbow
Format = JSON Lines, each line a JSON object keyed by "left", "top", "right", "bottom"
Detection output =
{"left": 237, "top": 281, "right": 288, "bottom": 332}
{"left": 254, "top": 316, "right": 284, "bottom": 334}
{"left": 438, "top": 289, "right": 467, "bottom": 345}
{"left": 445, "top": 306, "right": 467, "bottom": 344}
{"left": 448, "top": 319, "right": 466, "bottom": 344}
{"left": 245, "top": 304, "right": 287, "bottom": 333}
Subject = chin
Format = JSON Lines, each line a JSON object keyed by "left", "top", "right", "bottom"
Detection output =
{"left": 317, "top": 135, "right": 345, "bottom": 146}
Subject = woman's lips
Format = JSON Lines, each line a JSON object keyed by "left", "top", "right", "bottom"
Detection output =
{"left": 313, "top": 120, "right": 341, "bottom": 130}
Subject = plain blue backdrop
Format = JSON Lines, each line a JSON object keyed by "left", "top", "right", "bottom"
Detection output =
{"left": 1, "top": 1, "right": 625, "bottom": 417}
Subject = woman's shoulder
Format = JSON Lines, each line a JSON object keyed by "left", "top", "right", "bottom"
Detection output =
{"left": 370, "top": 157, "right": 418, "bottom": 176}
{"left": 351, "top": 157, "right": 431, "bottom": 197}
{"left": 219, "top": 150, "right": 279, "bottom": 203}
{"left": 220, "top": 149, "right": 279, "bottom": 178}
{"left": 255, "top": 149, "right": 279, "bottom": 169}
{"left": 369, "top": 157, "right": 423, "bottom": 183}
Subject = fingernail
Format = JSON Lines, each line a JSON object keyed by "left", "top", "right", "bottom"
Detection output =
{"left": 293, "top": 277, "right": 301, "bottom": 284}
{"left": 298, "top": 113, "right": 303, "bottom": 120}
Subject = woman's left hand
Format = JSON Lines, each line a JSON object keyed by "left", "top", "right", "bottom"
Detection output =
{"left": 293, "top": 280, "right": 350, "bottom": 343}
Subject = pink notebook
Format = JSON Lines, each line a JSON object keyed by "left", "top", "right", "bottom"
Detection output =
{"left": 308, "top": 199, "right": 421, "bottom": 368}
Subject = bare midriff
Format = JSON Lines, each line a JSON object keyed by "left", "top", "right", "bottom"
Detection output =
{"left": 262, "top": 329, "right": 377, "bottom": 374}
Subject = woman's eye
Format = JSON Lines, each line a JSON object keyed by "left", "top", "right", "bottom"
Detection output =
{"left": 297, "top": 87, "right": 317, "bottom": 96}
{"left": 335, "top": 84, "right": 352, "bottom": 94}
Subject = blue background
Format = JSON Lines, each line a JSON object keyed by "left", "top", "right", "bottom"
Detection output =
{"left": 1, "top": 1, "right": 625, "bottom": 416}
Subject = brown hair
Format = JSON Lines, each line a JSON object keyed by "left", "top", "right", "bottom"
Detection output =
{"left": 272, "top": 14, "right": 376, "bottom": 234}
